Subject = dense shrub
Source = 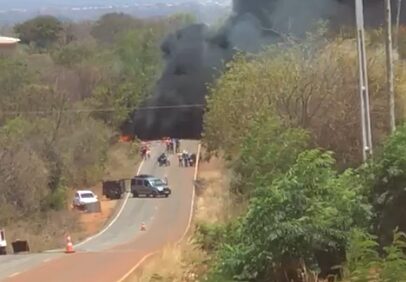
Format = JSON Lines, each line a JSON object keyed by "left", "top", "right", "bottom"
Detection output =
{"left": 230, "top": 115, "right": 309, "bottom": 197}
{"left": 213, "top": 150, "right": 370, "bottom": 280}
{"left": 366, "top": 124, "right": 406, "bottom": 247}
{"left": 344, "top": 229, "right": 406, "bottom": 281}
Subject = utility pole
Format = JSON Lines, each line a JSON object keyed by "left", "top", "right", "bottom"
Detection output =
{"left": 385, "top": 0, "right": 396, "bottom": 133}
{"left": 355, "top": 0, "right": 373, "bottom": 161}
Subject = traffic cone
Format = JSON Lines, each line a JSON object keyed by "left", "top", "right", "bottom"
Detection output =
{"left": 140, "top": 222, "right": 146, "bottom": 231}
{"left": 65, "top": 235, "right": 75, "bottom": 254}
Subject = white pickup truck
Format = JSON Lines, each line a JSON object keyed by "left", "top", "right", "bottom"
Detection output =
{"left": 0, "top": 229, "right": 6, "bottom": 255}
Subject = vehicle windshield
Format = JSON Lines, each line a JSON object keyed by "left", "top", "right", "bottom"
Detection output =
{"left": 150, "top": 179, "right": 165, "bottom": 186}
{"left": 81, "top": 193, "right": 95, "bottom": 198}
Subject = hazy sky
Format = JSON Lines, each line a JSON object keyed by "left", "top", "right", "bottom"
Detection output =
{"left": 0, "top": 0, "right": 231, "bottom": 9}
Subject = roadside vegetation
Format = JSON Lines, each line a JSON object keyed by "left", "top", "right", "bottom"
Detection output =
{"left": 132, "top": 25, "right": 406, "bottom": 281}
{"left": 0, "top": 12, "right": 194, "bottom": 251}
{"left": 200, "top": 26, "right": 406, "bottom": 281}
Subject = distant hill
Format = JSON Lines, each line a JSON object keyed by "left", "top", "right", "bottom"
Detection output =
{"left": 0, "top": 0, "right": 231, "bottom": 26}
{"left": 2, "top": 0, "right": 230, "bottom": 10}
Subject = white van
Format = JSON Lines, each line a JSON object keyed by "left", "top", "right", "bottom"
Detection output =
{"left": 0, "top": 229, "right": 6, "bottom": 255}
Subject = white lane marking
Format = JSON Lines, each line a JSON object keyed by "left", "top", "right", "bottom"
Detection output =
{"left": 193, "top": 143, "right": 201, "bottom": 181}
{"left": 116, "top": 252, "right": 157, "bottom": 282}
{"left": 8, "top": 272, "right": 20, "bottom": 278}
{"left": 74, "top": 159, "right": 145, "bottom": 248}
{"left": 176, "top": 142, "right": 200, "bottom": 245}
{"left": 116, "top": 142, "right": 201, "bottom": 282}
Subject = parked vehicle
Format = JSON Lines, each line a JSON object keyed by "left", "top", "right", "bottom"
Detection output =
{"left": 0, "top": 229, "right": 6, "bottom": 255}
{"left": 102, "top": 180, "right": 126, "bottom": 200}
{"left": 73, "top": 190, "right": 99, "bottom": 208}
{"left": 131, "top": 176, "right": 172, "bottom": 198}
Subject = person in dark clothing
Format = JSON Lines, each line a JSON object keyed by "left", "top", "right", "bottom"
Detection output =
{"left": 158, "top": 153, "right": 170, "bottom": 166}
{"left": 189, "top": 153, "right": 196, "bottom": 167}
{"left": 178, "top": 153, "right": 183, "bottom": 167}
{"left": 175, "top": 139, "right": 180, "bottom": 153}
{"left": 140, "top": 146, "right": 147, "bottom": 160}
{"left": 182, "top": 150, "right": 189, "bottom": 167}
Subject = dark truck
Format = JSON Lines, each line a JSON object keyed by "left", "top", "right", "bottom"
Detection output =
{"left": 102, "top": 179, "right": 127, "bottom": 200}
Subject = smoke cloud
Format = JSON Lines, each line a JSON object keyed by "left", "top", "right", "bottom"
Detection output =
{"left": 129, "top": 0, "right": 404, "bottom": 140}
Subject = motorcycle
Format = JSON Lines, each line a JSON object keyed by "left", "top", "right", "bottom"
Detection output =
{"left": 157, "top": 153, "right": 171, "bottom": 167}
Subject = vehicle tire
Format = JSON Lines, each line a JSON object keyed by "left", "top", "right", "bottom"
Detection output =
{"left": 0, "top": 247, "right": 6, "bottom": 255}
{"left": 165, "top": 194, "right": 169, "bottom": 198}
{"left": 132, "top": 192, "right": 138, "bottom": 198}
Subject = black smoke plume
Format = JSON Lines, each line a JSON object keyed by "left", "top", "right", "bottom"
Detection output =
{"left": 128, "top": 0, "right": 405, "bottom": 140}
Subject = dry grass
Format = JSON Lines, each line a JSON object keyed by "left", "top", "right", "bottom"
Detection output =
{"left": 4, "top": 211, "right": 80, "bottom": 253}
{"left": 129, "top": 153, "right": 237, "bottom": 282}
{"left": 134, "top": 242, "right": 207, "bottom": 282}
{"left": 72, "top": 141, "right": 140, "bottom": 240}
{"left": 103, "top": 141, "right": 140, "bottom": 181}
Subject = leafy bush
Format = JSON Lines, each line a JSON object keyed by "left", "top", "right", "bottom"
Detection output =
{"left": 344, "top": 229, "right": 406, "bottom": 281}
{"left": 41, "top": 185, "right": 68, "bottom": 211}
{"left": 195, "top": 222, "right": 228, "bottom": 252}
{"left": 230, "top": 115, "right": 309, "bottom": 197}
{"left": 214, "top": 150, "right": 371, "bottom": 280}
{"left": 366, "top": 124, "right": 406, "bottom": 247}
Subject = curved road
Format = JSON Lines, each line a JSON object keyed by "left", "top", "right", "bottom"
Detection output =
{"left": 0, "top": 140, "right": 199, "bottom": 282}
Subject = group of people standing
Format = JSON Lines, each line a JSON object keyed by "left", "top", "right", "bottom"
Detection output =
{"left": 162, "top": 137, "right": 196, "bottom": 167}
{"left": 178, "top": 150, "right": 196, "bottom": 167}
{"left": 140, "top": 138, "right": 196, "bottom": 168}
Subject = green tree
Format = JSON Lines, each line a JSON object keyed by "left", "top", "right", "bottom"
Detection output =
{"left": 14, "top": 15, "right": 63, "bottom": 48}
{"left": 51, "top": 43, "right": 93, "bottom": 67}
{"left": 215, "top": 150, "right": 370, "bottom": 280}
{"left": 367, "top": 124, "right": 406, "bottom": 247}
{"left": 90, "top": 13, "right": 141, "bottom": 44}
{"left": 230, "top": 115, "right": 309, "bottom": 197}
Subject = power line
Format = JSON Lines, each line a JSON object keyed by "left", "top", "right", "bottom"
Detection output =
{"left": 0, "top": 104, "right": 206, "bottom": 115}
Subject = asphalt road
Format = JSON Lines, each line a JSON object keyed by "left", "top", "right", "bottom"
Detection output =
{"left": 0, "top": 140, "right": 199, "bottom": 282}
